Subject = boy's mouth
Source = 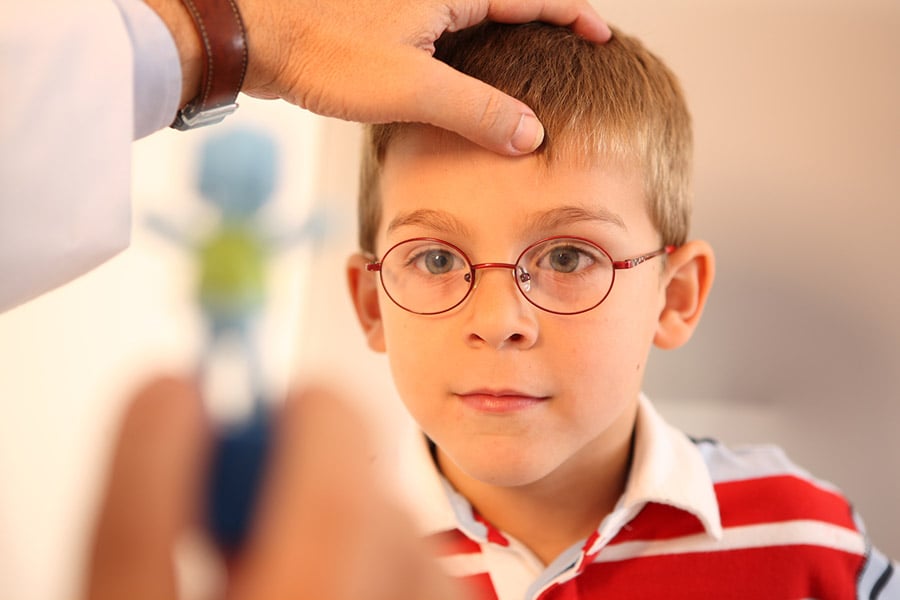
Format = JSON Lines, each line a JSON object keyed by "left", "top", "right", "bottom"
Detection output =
{"left": 454, "top": 389, "right": 549, "bottom": 414}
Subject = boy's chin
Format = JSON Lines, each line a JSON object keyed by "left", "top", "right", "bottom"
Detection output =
{"left": 441, "top": 444, "right": 568, "bottom": 489}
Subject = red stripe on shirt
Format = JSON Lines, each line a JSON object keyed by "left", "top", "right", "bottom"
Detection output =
{"left": 549, "top": 544, "right": 865, "bottom": 600}
{"left": 609, "top": 502, "right": 708, "bottom": 543}
{"left": 715, "top": 474, "right": 857, "bottom": 530}
{"left": 612, "top": 474, "right": 857, "bottom": 546}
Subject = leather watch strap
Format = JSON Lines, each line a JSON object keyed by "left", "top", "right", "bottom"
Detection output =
{"left": 171, "top": 0, "right": 248, "bottom": 130}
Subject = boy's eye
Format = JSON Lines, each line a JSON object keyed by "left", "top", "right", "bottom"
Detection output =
{"left": 410, "top": 248, "right": 462, "bottom": 274}
{"left": 540, "top": 244, "right": 596, "bottom": 273}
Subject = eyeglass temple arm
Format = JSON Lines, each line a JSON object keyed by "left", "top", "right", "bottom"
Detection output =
{"left": 612, "top": 245, "right": 676, "bottom": 270}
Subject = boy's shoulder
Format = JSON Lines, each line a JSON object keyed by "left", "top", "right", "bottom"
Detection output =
{"left": 691, "top": 437, "right": 859, "bottom": 530}
{"left": 619, "top": 436, "right": 898, "bottom": 598}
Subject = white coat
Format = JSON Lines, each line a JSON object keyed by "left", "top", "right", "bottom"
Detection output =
{"left": 0, "top": 0, "right": 180, "bottom": 312}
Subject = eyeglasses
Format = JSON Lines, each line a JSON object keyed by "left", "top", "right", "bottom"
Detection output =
{"left": 366, "top": 236, "right": 674, "bottom": 316}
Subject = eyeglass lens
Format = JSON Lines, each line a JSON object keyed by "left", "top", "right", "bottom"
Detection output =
{"left": 377, "top": 238, "right": 615, "bottom": 315}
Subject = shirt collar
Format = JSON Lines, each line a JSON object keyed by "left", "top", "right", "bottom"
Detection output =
{"left": 391, "top": 420, "right": 461, "bottom": 536}
{"left": 619, "top": 394, "right": 722, "bottom": 539}
{"left": 392, "top": 394, "right": 723, "bottom": 543}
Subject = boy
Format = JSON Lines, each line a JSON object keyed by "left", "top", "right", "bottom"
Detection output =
{"left": 346, "top": 23, "right": 897, "bottom": 599}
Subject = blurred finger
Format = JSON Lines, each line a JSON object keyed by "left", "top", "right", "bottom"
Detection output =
{"left": 228, "top": 384, "right": 462, "bottom": 600}
{"left": 84, "top": 376, "right": 211, "bottom": 600}
{"left": 226, "top": 384, "right": 373, "bottom": 599}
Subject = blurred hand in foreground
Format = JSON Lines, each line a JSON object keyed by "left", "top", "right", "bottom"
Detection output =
{"left": 84, "top": 376, "right": 461, "bottom": 600}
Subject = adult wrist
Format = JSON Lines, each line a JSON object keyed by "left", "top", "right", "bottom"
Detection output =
{"left": 160, "top": 0, "right": 248, "bottom": 130}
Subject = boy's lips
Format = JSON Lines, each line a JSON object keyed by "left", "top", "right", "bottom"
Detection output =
{"left": 454, "top": 389, "right": 550, "bottom": 413}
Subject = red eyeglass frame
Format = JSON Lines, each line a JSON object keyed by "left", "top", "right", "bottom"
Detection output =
{"left": 366, "top": 236, "right": 676, "bottom": 316}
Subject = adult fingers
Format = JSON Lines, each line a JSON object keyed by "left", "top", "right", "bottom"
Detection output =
{"left": 238, "top": 0, "right": 610, "bottom": 156}
{"left": 418, "top": 0, "right": 610, "bottom": 153}
{"left": 83, "top": 376, "right": 211, "bottom": 600}
{"left": 419, "top": 56, "right": 547, "bottom": 154}
{"left": 226, "top": 384, "right": 374, "bottom": 599}
{"left": 358, "top": 1, "right": 610, "bottom": 155}
{"left": 227, "top": 384, "right": 462, "bottom": 600}
{"left": 452, "top": 0, "right": 611, "bottom": 42}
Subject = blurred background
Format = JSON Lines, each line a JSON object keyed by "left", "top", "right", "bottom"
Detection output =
{"left": 1, "top": 0, "right": 897, "bottom": 598}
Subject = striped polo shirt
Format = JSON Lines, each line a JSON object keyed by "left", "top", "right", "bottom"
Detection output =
{"left": 392, "top": 395, "right": 897, "bottom": 599}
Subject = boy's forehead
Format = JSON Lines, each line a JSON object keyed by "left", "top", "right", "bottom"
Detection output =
{"left": 378, "top": 125, "right": 656, "bottom": 243}
{"left": 383, "top": 123, "right": 640, "bottom": 174}
{"left": 382, "top": 124, "right": 644, "bottom": 193}
{"left": 383, "top": 124, "right": 476, "bottom": 162}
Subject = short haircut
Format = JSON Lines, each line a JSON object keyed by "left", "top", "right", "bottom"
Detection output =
{"left": 357, "top": 23, "right": 692, "bottom": 254}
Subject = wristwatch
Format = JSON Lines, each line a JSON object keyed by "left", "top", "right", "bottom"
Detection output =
{"left": 171, "top": 0, "right": 248, "bottom": 130}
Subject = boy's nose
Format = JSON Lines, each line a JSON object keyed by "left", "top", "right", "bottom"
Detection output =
{"left": 462, "top": 268, "right": 539, "bottom": 350}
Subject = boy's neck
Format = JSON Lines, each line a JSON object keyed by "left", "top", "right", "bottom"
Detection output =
{"left": 435, "top": 406, "right": 637, "bottom": 566}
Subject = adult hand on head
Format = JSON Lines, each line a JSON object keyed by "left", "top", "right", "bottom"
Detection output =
{"left": 85, "top": 376, "right": 462, "bottom": 600}
{"left": 147, "top": 0, "right": 610, "bottom": 156}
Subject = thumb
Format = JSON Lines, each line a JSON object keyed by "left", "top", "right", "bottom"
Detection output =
{"left": 84, "top": 376, "right": 211, "bottom": 600}
{"left": 406, "top": 55, "right": 545, "bottom": 155}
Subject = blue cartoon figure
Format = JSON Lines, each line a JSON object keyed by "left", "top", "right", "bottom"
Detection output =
{"left": 147, "top": 126, "right": 327, "bottom": 550}
{"left": 194, "top": 127, "right": 277, "bottom": 401}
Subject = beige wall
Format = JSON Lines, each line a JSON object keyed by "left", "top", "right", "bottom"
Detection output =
{"left": 0, "top": 2, "right": 897, "bottom": 599}
{"left": 627, "top": 0, "right": 900, "bottom": 557}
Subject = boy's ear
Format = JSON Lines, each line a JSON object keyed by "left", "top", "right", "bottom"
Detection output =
{"left": 346, "top": 253, "right": 386, "bottom": 353}
{"left": 654, "top": 240, "right": 715, "bottom": 350}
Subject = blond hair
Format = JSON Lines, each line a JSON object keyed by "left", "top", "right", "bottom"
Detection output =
{"left": 358, "top": 23, "right": 692, "bottom": 253}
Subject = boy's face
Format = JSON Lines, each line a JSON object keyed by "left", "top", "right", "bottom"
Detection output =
{"left": 350, "top": 126, "right": 683, "bottom": 489}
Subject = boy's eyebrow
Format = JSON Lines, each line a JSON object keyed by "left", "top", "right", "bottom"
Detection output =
{"left": 386, "top": 209, "right": 473, "bottom": 238}
{"left": 524, "top": 205, "right": 628, "bottom": 235}
{"left": 385, "top": 205, "right": 626, "bottom": 239}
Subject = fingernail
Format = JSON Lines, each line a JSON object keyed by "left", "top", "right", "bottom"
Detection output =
{"left": 600, "top": 22, "right": 613, "bottom": 42}
{"left": 511, "top": 113, "right": 545, "bottom": 154}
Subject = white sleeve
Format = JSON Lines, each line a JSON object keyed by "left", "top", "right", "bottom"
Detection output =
{"left": 0, "top": 0, "right": 181, "bottom": 313}
{"left": 112, "top": 0, "right": 182, "bottom": 139}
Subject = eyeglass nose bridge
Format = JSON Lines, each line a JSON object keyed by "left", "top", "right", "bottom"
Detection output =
{"left": 467, "top": 262, "right": 533, "bottom": 292}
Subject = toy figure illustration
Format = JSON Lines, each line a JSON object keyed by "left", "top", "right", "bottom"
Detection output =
{"left": 194, "top": 130, "right": 273, "bottom": 403}
{"left": 149, "top": 127, "right": 326, "bottom": 401}
{"left": 146, "top": 126, "right": 328, "bottom": 549}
